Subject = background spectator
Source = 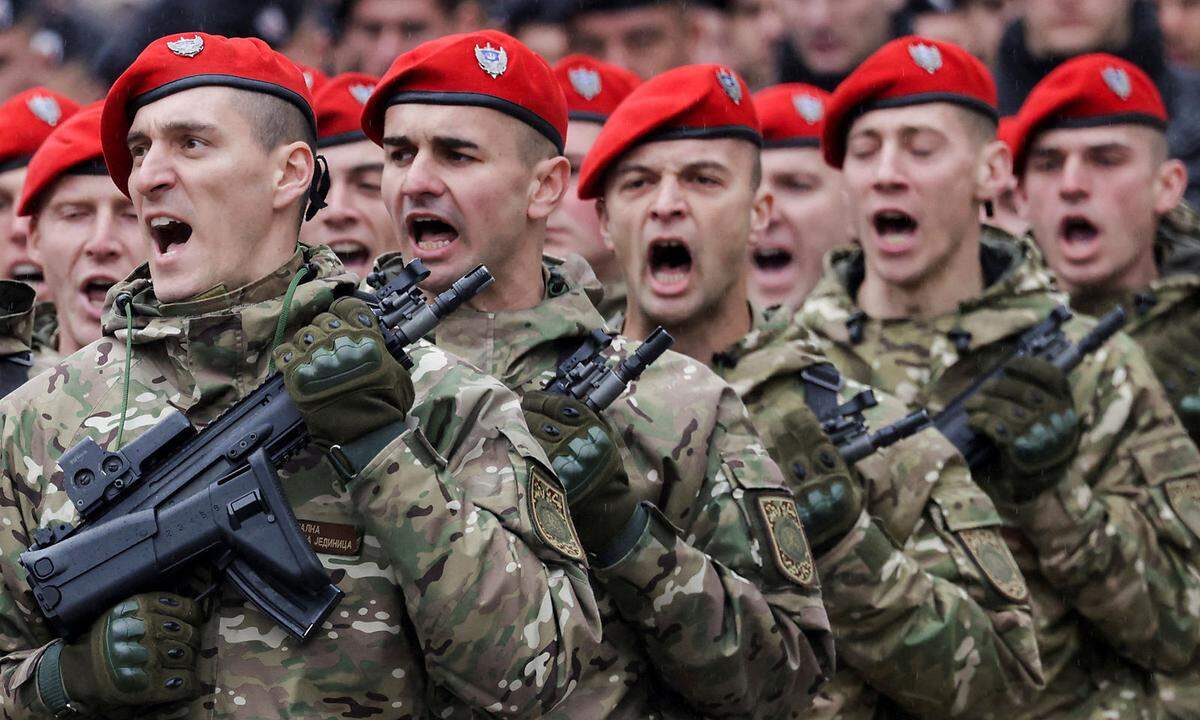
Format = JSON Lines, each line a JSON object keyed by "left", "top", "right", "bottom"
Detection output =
{"left": 566, "top": 0, "right": 697, "bottom": 79}
{"left": 775, "top": 0, "right": 905, "bottom": 91}
{"left": 504, "top": 0, "right": 571, "bottom": 64}
{"left": 905, "top": 0, "right": 1011, "bottom": 66}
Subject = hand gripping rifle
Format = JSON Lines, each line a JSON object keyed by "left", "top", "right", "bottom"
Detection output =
{"left": 546, "top": 326, "right": 674, "bottom": 411}
{"left": 19, "top": 260, "right": 492, "bottom": 641}
{"left": 932, "top": 305, "right": 1128, "bottom": 473}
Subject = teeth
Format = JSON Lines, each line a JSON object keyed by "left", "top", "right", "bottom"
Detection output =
{"left": 417, "top": 239, "right": 452, "bottom": 250}
{"left": 150, "top": 217, "right": 175, "bottom": 229}
{"left": 11, "top": 263, "right": 40, "bottom": 277}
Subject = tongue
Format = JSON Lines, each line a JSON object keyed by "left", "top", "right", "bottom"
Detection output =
{"left": 1064, "top": 225, "right": 1097, "bottom": 243}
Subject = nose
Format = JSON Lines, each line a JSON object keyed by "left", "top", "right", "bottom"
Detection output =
{"left": 649, "top": 177, "right": 687, "bottom": 224}
{"left": 9, "top": 214, "right": 30, "bottom": 246}
{"left": 870, "top": 143, "right": 908, "bottom": 194}
{"left": 1058, "top": 154, "right": 1089, "bottom": 203}
{"left": 84, "top": 208, "right": 124, "bottom": 263}
{"left": 396, "top": 152, "right": 447, "bottom": 199}
{"left": 128, "top": 143, "right": 175, "bottom": 200}
{"left": 320, "top": 179, "right": 358, "bottom": 230}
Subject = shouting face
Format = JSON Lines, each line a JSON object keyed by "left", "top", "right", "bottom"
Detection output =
{"left": 599, "top": 136, "right": 768, "bottom": 327}
{"left": 0, "top": 166, "right": 46, "bottom": 296}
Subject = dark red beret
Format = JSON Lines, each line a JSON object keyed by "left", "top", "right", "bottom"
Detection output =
{"left": 0, "top": 87, "right": 80, "bottom": 172}
{"left": 315, "top": 72, "right": 378, "bottom": 147}
{"left": 576, "top": 64, "right": 760, "bottom": 200}
{"left": 822, "top": 36, "right": 997, "bottom": 168}
{"left": 1007, "top": 54, "right": 1167, "bottom": 173}
{"left": 18, "top": 102, "right": 111, "bottom": 216}
{"left": 754, "top": 83, "right": 830, "bottom": 149}
{"left": 552, "top": 54, "right": 641, "bottom": 123}
{"left": 997, "top": 116, "right": 1017, "bottom": 154}
{"left": 102, "top": 32, "right": 316, "bottom": 197}
{"left": 362, "top": 30, "right": 568, "bottom": 153}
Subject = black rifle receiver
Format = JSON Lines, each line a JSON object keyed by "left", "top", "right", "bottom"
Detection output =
{"left": 546, "top": 326, "right": 674, "bottom": 411}
{"left": 813, "top": 383, "right": 933, "bottom": 464}
{"left": 20, "top": 260, "right": 492, "bottom": 641}
{"left": 932, "top": 305, "right": 1127, "bottom": 473}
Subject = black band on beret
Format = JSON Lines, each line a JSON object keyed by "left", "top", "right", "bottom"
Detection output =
{"left": 317, "top": 130, "right": 369, "bottom": 148}
{"left": 856, "top": 92, "right": 999, "bottom": 124}
{"left": 129, "top": 74, "right": 317, "bottom": 133}
{"left": 0, "top": 155, "right": 32, "bottom": 174}
{"left": 64, "top": 157, "right": 111, "bottom": 176}
{"left": 568, "top": 110, "right": 608, "bottom": 124}
{"left": 1039, "top": 112, "right": 1168, "bottom": 133}
{"left": 763, "top": 136, "right": 820, "bottom": 149}
{"left": 639, "top": 123, "right": 763, "bottom": 147}
{"left": 386, "top": 90, "right": 565, "bottom": 153}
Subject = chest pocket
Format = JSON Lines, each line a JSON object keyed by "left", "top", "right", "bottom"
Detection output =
{"left": 1131, "top": 425, "right": 1200, "bottom": 540}
{"left": 931, "top": 483, "right": 1029, "bottom": 604}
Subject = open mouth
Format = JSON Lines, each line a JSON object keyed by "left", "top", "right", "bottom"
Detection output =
{"left": 329, "top": 240, "right": 370, "bottom": 269}
{"left": 81, "top": 278, "right": 115, "bottom": 306}
{"left": 149, "top": 216, "right": 193, "bottom": 255}
{"left": 407, "top": 215, "right": 459, "bottom": 253}
{"left": 9, "top": 262, "right": 43, "bottom": 285}
{"left": 1059, "top": 215, "right": 1099, "bottom": 245}
{"left": 752, "top": 247, "right": 794, "bottom": 272}
{"left": 647, "top": 239, "right": 692, "bottom": 293}
{"left": 873, "top": 209, "right": 918, "bottom": 237}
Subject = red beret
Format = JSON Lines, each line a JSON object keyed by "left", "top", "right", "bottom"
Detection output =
{"left": 102, "top": 32, "right": 316, "bottom": 197}
{"left": 293, "top": 60, "right": 330, "bottom": 95}
{"left": 576, "top": 64, "right": 760, "bottom": 200}
{"left": 315, "top": 72, "right": 378, "bottom": 147}
{"left": 822, "top": 36, "right": 997, "bottom": 168}
{"left": 0, "top": 87, "right": 80, "bottom": 172}
{"left": 552, "top": 54, "right": 641, "bottom": 123}
{"left": 754, "top": 83, "right": 830, "bottom": 149}
{"left": 997, "top": 116, "right": 1017, "bottom": 154}
{"left": 1007, "top": 54, "right": 1167, "bottom": 173}
{"left": 362, "top": 30, "right": 567, "bottom": 153}
{"left": 18, "top": 102, "right": 111, "bottom": 216}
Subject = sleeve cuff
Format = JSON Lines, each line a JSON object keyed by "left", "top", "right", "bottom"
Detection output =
{"left": 591, "top": 503, "right": 650, "bottom": 569}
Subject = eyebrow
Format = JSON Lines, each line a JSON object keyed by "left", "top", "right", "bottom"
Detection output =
{"left": 126, "top": 120, "right": 218, "bottom": 145}
{"left": 613, "top": 159, "right": 731, "bottom": 176}
{"left": 348, "top": 162, "right": 385, "bottom": 174}
{"left": 381, "top": 134, "right": 481, "bottom": 152}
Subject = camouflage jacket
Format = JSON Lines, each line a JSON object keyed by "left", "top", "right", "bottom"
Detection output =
{"left": 418, "top": 251, "right": 833, "bottom": 719}
{"left": 595, "top": 278, "right": 626, "bottom": 325}
{"left": 0, "top": 282, "right": 56, "bottom": 397}
{"left": 0, "top": 245, "right": 603, "bottom": 719}
{"left": 714, "top": 308, "right": 1042, "bottom": 719}
{"left": 798, "top": 227, "right": 1200, "bottom": 719}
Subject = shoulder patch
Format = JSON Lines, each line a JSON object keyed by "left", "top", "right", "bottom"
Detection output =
{"left": 529, "top": 467, "right": 585, "bottom": 561}
{"left": 757, "top": 494, "right": 816, "bottom": 587}
{"left": 1165, "top": 478, "right": 1200, "bottom": 539}
{"left": 958, "top": 527, "right": 1028, "bottom": 603}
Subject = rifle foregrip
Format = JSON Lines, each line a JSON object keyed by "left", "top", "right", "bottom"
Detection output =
{"left": 1051, "top": 306, "right": 1127, "bottom": 373}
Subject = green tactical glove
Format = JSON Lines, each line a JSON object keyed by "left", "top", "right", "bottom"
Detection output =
{"left": 50, "top": 592, "right": 202, "bottom": 710}
{"left": 275, "top": 296, "right": 415, "bottom": 453}
{"left": 965, "top": 355, "right": 1081, "bottom": 502}
{"left": 520, "top": 391, "right": 636, "bottom": 553}
{"left": 767, "top": 406, "right": 863, "bottom": 556}
{"left": 1139, "top": 318, "right": 1200, "bottom": 441}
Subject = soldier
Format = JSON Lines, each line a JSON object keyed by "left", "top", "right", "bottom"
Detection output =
{"left": 16, "top": 103, "right": 144, "bottom": 361}
{"left": 578, "top": 61, "right": 1042, "bottom": 719}
{"left": 0, "top": 87, "right": 80, "bottom": 357}
{"left": 797, "top": 36, "right": 1200, "bottom": 717}
{"left": 749, "top": 83, "right": 850, "bottom": 311}
{"left": 547, "top": 54, "right": 639, "bottom": 320}
{"left": 361, "top": 30, "right": 833, "bottom": 718}
{"left": 1010, "top": 55, "right": 1200, "bottom": 451}
{"left": 298, "top": 72, "right": 399, "bottom": 279}
{"left": 0, "top": 32, "right": 602, "bottom": 718}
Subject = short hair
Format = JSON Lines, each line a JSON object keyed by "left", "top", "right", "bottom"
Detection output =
{"left": 517, "top": 122, "right": 558, "bottom": 167}
{"left": 231, "top": 90, "right": 316, "bottom": 155}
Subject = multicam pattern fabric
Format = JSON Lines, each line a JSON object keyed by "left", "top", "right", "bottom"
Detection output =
{"left": 418, "top": 251, "right": 833, "bottom": 719}
{"left": 716, "top": 307, "right": 1043, "bottom": 719}
{"left": 798, "top": 227, "right": 1200, "bottom": 719}
{"left": 0, "top": 245, "right": 603, "bottom": 719}
{"left": 0, "top": 282, "right": 56, "bottom": 377}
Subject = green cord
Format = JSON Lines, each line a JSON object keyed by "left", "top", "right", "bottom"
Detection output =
{"left": 268, "top": 264, "right": 311, "bottom": 374}
{"left": 114, "top": 298, "right": 134, "bottom": 450}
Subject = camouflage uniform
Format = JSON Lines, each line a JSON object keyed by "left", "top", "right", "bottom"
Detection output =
{"left": 799, "top": 227, "right": 1200, "bottom": 719}
{"left": 0, "top": 282, "right": 58, "bottom": 390}
{"left": 0, "top": 245, "right": 603, "bottom": 719}
{"left": 595, "top": 278, "right": 627, "bottom": 325}
{"left": 30, "top": 301, "right": 59, "bottom": 369}
{"left": 713, "top": 307, "right": 1042, "bottom": 719}
{"left": 420, "top": 251, "right": 833, "bottom": 719}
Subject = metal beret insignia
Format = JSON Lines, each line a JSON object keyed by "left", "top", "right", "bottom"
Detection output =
{"left": 568, "top": 67, "right": 602, "bottom": 101}
{"left": 529, "top": 467, "right": 585, "bottom": 561}
{"left": 793, "top": 93, "right": 824, "bottom": 125}
{"left": 757, "top": 494, "right": 816, "bottom": 586}
{"left": 958, "top": 527, "right": 1028, "bottom": 603}
{"left": 716, "top": 67, "right": 742, "bottom": 105}
{"left": 475, "top": 42, "right": 508, "bottom": 79}
{"left": 908, "top": 42, "right": 943, "bottom": 75}
{"left": 349, "top": 83, "right": 374, "bottom": 105}
{"left": 167, "top": 35, "right": 205, "bottom": 58}
{"left": 1102, "top": 66, "right": 1132, "bottom": 100}
{"left": 26, "top": 95, "right": 61, "bottom": 127}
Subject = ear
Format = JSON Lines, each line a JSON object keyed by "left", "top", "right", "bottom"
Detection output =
{"left": 1152, "top": 158, "right": 1188, "bottom": 216}
{"left": 527, "top": 155, "right": 571, "bottom": 222}
{"left": 751, "top": 186, "right": 773, "bottom": 236}
{"left": 271, "top": 141, "right": 316, "bottom": 213}
{"left": 596, "top": 198, "right": 615, "bottom": 252}
{"left": 973, "top": 139, "right": 1013, "bottom": 205}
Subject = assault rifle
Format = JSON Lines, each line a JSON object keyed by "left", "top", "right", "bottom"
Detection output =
{"left": 546, "top": 326, "right": 674, "bottom": 411}
{"left": 824, "top": 388, "right": 932, "bottom": 464}
{"left": 933, "top": 305, "right": 1127, "bottom": 473}
{"left": 20, "top": 260, "right": 492, "bottom": 641}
